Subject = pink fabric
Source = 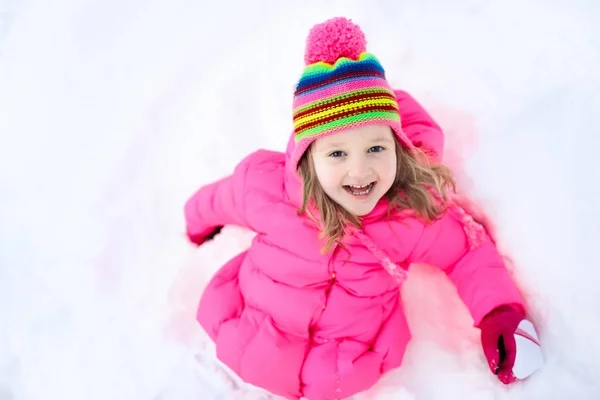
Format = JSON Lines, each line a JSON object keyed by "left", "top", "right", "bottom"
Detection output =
{"left": 350, "top": 227, "right": 408, "bottom": 284}
{"left": 479, "top": 305, "right": 525, "bottom": 384}
{"left": 393, "top": 89, "right": 445, "bottom": 163}
{"left": 304, "top": 17, "right": 366, "bottom": 64}
{"left": 293, "top": 77, "right": 392, "bottom": 108}
{"left": 185, "top": 90, "right": 525, "bottom": 399}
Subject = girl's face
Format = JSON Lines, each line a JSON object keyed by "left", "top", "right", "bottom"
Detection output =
{"left": 311, "top": 125, "right": 397, "bottom": 216}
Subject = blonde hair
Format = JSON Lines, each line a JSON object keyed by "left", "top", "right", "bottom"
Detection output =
{"left": 297, "top": 138, "right": 456, "bottom": 253}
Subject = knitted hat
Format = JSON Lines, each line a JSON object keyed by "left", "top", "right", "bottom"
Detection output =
{"left": 290, "top": 17, "right": 414, "bottom": 171}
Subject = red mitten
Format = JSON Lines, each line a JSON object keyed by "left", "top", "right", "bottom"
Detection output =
{"left": 186, "top": 226, "right": 223, "bottom": 246}
{"left": 479, "top": 304, "right": 525, "bottom": 384}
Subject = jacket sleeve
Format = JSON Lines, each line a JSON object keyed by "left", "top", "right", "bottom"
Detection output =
{"left": 395, "top": 89, "right": 444, "bottom": 163}
{"left": 408, "top": 206, "right": 525, "bottom": 326}
{"left": 184, "top": 153, "right": 255, "bottom": 239}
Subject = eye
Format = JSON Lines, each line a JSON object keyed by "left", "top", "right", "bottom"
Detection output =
{"left": 368, "top": 146, "right": 385, "bottom": 153}
{"left": 328, "top": 151, "right": 346, "bottom": 158}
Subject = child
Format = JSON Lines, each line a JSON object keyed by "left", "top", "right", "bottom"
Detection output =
{"left": 184, "top": 17, "right": 529, "bottom": 400}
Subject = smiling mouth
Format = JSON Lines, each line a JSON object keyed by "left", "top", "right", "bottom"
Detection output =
{"left": 343, "top": 182, "right": 376, "bottom": 196}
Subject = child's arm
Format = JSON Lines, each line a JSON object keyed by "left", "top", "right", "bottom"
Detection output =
{"left": 409, "top": 206, "right": 525, "bottom": 326}
{"left": 184, "top": 152, "right": 256, "bottom": 244}
{"left": 395, "top": 89, "right": 444, "bottom": 163}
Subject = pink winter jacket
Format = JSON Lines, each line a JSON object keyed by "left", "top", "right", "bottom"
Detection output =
{"left": 184, "top": 90, "right": 524, "bottom": 400}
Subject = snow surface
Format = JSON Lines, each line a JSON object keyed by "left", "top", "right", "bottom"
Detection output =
{"left": 1, "top": 0, "right": 599, "bottom": 399}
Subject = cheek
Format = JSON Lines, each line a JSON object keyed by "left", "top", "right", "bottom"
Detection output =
{"left": 376, "top": 154, "right": 397, "bottom": 182}
{"left": 387, "top": 157, "right": 398, "bottom": 181}
{"left": 315, "top": 161, "right": 344, "bottom": 191}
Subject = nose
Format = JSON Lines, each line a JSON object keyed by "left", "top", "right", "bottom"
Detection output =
{"left": 347, "top": 154, "right": 372, "bottom": 180}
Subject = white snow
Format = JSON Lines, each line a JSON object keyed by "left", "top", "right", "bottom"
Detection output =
{"left": 1, "top": 0, "right": 599, "bottom": 399}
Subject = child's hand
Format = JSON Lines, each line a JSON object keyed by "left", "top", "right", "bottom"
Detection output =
{"left": 186, "top": 226, "right": 223, "bottom": 246}
{"left": 479, "top": 305, "right": 525, "bottom": 384}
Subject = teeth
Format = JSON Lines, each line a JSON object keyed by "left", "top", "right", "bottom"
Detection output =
{"left": 345, "top": 182, "right": 374, "bottom": 195}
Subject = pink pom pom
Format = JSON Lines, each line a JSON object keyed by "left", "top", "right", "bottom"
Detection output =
{"left": 304, "top": 17, "right": 367, "bottom": 65}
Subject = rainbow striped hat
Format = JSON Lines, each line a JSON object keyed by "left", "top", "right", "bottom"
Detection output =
{"left": 290, "top": 17, "right": 414, "bottom": 170}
